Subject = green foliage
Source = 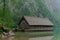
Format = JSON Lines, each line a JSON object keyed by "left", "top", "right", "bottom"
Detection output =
{"left": 0, "top": 29, "right": 3, "bottom": 34}
{"left": 0, "top": 4, "right": 3, "bottom": 28}
{"left": 4, "top": 6, "right": 15, "bottom": 29}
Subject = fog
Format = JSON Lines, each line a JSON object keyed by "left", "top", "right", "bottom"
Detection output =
{"left": 45, "top": 0, "right": 60, "bottom": 13}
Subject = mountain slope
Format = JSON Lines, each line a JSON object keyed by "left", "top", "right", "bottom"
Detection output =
{"left": 0, "top": 0, "right": 59, "bottom": 28}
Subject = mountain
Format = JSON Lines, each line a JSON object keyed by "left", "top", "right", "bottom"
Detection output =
{"left": 0, "top": 0, "right": 60, "bottom": 29}
{"left": 0, "top": 0, "right": 50, "bottom": 28}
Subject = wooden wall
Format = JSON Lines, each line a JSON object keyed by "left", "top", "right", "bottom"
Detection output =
{"left": 19, "top": 20, "right": 29, "bottom": 29}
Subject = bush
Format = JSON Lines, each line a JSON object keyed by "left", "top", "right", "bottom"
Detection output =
{"left": 0, "top": 30, "right": 3, "bottom": 34}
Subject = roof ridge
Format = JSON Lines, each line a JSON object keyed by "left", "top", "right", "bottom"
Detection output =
{"left": 24, "top": 16, "right": 48, "bottom": 19}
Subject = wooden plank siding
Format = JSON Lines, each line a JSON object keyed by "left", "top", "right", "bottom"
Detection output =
{"left": 19, "top": 20, "right": 29, "bottom": 29}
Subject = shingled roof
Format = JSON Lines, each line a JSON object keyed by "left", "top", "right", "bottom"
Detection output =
{"left": 19, "top": 16, "right": 53, "bottom": 26}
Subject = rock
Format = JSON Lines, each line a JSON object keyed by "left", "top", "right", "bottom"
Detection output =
{"left": 9, "top": 31, "right": 15, "bottom": 36}
{"left": 1, "top": 34, "right": 8, "bottom": 38}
